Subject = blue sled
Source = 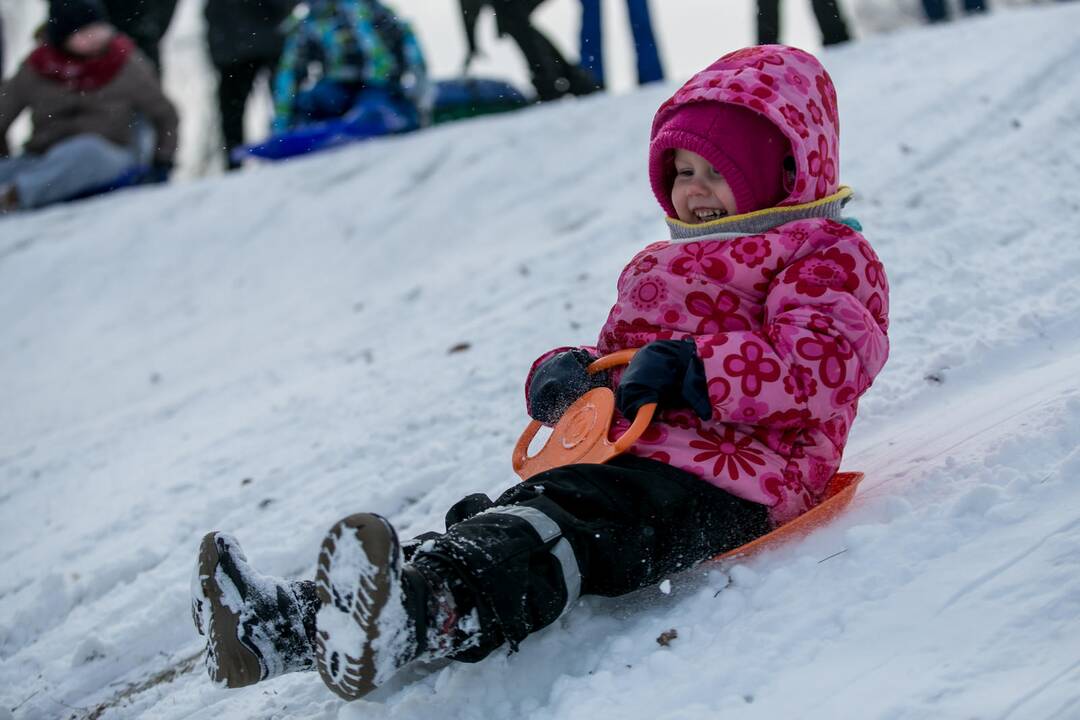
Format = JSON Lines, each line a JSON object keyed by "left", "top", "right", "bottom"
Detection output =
{"left": 238, "top": 78, "right": 529, "bottom": 163}
{"left": 63, "top": 164, "right": 153, "bottom": 204}
{"left": 237, "top": 90, "right": 418, "bottom": 163}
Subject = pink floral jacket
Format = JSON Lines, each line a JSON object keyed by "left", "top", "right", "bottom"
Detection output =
{"left": 527, "top": 46, "right": 890, "bottom": 524}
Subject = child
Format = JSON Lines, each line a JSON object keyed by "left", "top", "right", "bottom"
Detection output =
{"left": 191, "top": 44, "right": 890, "bottom": 701}
{"left": 269, "top": 0, "right": 427, "bottom": 134}
{"left": 0, "top": 0, "right": 178, "bottom": 212}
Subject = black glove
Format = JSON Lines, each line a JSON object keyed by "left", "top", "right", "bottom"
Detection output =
{"left": 615, "top": 339, "right": 712, "bottom": 421}
{"left": 143, "top": 161, "right": 174, "bottom": 185}
{"left": 527, "top": 349, "right": 610, "bottom": 424}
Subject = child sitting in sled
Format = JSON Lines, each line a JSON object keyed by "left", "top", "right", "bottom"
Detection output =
{"left": 191, "top": 44, "right": 890, "bottom": 700}
{"left": 0, "top": 0, "right": 177, "bottom": 212}
{"left": 269, "top": 0, "right": 428, "bottom": 136}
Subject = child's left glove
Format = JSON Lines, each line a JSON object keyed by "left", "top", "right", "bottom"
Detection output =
{"left": 615, "top": 339, "right": 712, "bottom": 421}
{"left": 528, "top": 349, "right": 610, "bottom": 424}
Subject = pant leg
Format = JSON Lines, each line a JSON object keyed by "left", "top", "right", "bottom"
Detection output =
{"left": 12, "top": 135, "right": 136, "bottom": 209}
{"left": 626, "top": 0, "right": 664, "bottom": 85}
{"left": 922, "top": 0, "right": 949, "bottom": 21}
{"left": 216, "top": 59, "right": 261, "bottom": 170}
{"left": 416, "top": 455, "right": 770, "bottom": 661}
{"left": 579, "top": 0, "right": 604, "bottom": 89}
{"left": 962, "top": 0, "right": 986, "bottom": 12}
{"left": 498, "top": 4, "right": 595, "bottom": 101}
{"left": 810, "top": 0, "right": 852, "bottom": 45}
{"left": 757, "top": 0, "right": 782, "bottom": 45}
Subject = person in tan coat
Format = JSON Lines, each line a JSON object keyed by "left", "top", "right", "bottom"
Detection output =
{"left": 0, "top": 0, "right": 178, "bottom": 212}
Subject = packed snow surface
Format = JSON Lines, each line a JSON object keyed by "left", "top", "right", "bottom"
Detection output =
{"left": 3, "top": 5, "right": 1080, "bottom": 719}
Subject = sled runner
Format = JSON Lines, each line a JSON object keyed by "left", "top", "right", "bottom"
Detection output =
{"left": 513, "top": 350, "right": 864, "bottom": 560}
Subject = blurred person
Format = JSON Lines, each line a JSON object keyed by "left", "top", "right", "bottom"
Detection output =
{"left": 270, "top": 0, "right": 427, "bottom": 134}
{"left": 0, "top": 0, "right": 177, "bottom": 212}
{"left": 206, "top": 0, "right": 298, "bottom": 169}
{"left": 578, "top": 0, "right": 664, "bottom": 90}
{"left": 921, "top": 0, "right": 986, "bottom": 23}
{"left": 459, "top": 0, "right": 596, "bottom": 102}
{"left": 101, "top": 0, "right": 178, "bottom": 73}
{"left": 757, "top": 0, "right": 852, "bottom": 46}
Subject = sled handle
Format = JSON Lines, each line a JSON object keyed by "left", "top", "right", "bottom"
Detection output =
{"left": 586, "top": 349, "right": 655, "bottom": 452}
{"left": 585, "top": 348, "right": 638, "bottom": 373}
{"left": 513, "top": 349, "right": 655, "bottom": 478}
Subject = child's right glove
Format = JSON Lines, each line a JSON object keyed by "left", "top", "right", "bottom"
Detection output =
{"left": 528, "top": 349, "right": 610, "bottom": 424}
{"left": 615, "top": 339, "right": 712, "bottom": 421}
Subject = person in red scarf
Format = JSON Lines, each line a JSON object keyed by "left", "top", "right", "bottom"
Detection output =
{"left": 0, "top": 0, "right": 178, "bottom": 212}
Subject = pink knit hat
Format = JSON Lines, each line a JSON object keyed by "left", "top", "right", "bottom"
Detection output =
{"left": 649, "top": 101, "right": 792, "bottom": 217}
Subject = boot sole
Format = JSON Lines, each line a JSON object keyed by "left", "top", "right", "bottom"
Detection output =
{"left": 194, "top": 532, "right": 264, "bottom": 688}
{"left": 314, "top": 513, "right": 405, "bottom": 701}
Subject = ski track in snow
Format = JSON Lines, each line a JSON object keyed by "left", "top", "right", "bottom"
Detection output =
{"left": 2, "top": 5, "right": 1080, "bottom": 719}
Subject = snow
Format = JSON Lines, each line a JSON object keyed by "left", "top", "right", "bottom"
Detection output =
{"left": 3, "top": 3, "right": 1080, "bottom": 719}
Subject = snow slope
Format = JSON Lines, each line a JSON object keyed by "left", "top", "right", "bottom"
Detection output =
{"left": 2, "top": 4, "right": 1080, "bottom": 718}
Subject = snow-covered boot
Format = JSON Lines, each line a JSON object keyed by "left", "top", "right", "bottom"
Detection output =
{"left": 191, "top": 532, "right": 318, "bottom": 688}
{"left": 313, "top": 513, "right": 479, "bottom": 701}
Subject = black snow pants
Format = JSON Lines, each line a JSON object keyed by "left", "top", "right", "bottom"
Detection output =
{"left": 408, "top": 455, "right": 771, "bottom": 661}
{"left": 489, "top": 1, "right": 598, "bottom": 101}
{"left": 215, "top": 57, "right": 279, "bottom": 169}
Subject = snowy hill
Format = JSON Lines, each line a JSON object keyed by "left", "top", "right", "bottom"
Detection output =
{"left": 3, "top": 4, "right": 1080, "bottom": 719}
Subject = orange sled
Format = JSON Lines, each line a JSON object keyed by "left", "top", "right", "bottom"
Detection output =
{"left": 512, "top": 350, "right": 863, "bottom": 562}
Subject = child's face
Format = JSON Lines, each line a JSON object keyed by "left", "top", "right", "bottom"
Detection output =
{"left": 670, "top": 149, "right": 738, "bottom": 223}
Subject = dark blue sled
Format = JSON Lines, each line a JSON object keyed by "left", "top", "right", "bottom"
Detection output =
{"left": 237, "top": 77, "right": 530, "bottom": 163}
{"left": 62, "top": 164, "right": 153, "bottom": 204}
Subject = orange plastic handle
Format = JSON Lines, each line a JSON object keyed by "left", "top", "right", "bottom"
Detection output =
{"left": 586, "top": 348, "right": 655, "bottom": 453}
{"left": 513, "top": 349, "right": 656, "bottom": 480}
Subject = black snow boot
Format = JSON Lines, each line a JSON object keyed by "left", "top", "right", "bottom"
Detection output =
{"left": 313, "top": 513, "right": 480, "bottom": 701}
{"left": 191, "top": 532, "right": 318, "bottom": 688}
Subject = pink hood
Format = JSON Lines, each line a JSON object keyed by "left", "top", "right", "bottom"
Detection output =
{"left": 649, "top": 45, "right": 840, "bottom": 218}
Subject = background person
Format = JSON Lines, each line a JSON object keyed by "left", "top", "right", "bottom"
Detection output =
{"left": 757, "top": 0, "right": 852, "bottom": 46}
{"left": 0, "top": 0, "right": 177, "bottom": 211}
{"left": 271, "top": 0, "right": 427, "bottom": 133}
{"left": 459, "top": 0, "right": 596, "bottom": 102}
{"left": 101, "top": 0, "right": 178, "bottom": 73}
{"left": 578, "top": 0, "right": 663, "bottom": 90}
{"left": 205, "top": 0, "right": 298, "bottom": 169}
{"left": 922, "top": 0, "right": 986, "bottom": 23}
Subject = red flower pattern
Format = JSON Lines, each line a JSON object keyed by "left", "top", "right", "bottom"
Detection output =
{"left": 783, "top": 364, "right": 818, "bottom": 403}
{"left": 689, "top": 426, "right": 768, "bottom": 480}
{"left": 806, "top": 134, "right": 836, "bottom": 197}
{"left": 780, "top": 103, "right": 810, "bottom": 140}
{"left": 668, "top": 242, "right": 731, "bottom": 282}
{"left": 686, "top": 290, "right": 752, "bottom": 333}
{"left": 723, "top": 341, "right": 781, "bottom": 396}
{"left": 631, "top": 254, "right": 659, "bottom": 276}
{"left": 730, "top": 235, "right": 772, "bottom": 268}
{"left": 816, "top": 74, "right": 838, "bottom": 127}
{"left": 785, "top": 247, "right": 859, "bottom": 298}
{"left": 795, "top": 334, "right": 854, "bottom": 388}
{"left": 628, "top": 276, "right": 668, "bottom": 312}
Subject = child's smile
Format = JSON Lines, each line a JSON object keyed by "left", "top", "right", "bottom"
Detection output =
{"left": 671, "top": 149, "right": 738, "bottom": 224}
